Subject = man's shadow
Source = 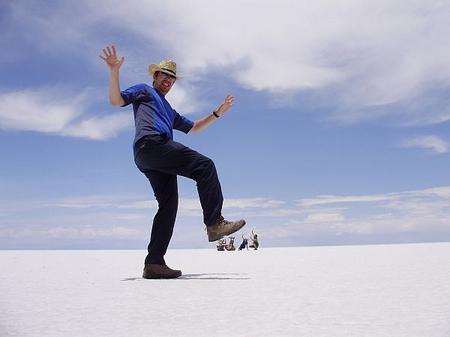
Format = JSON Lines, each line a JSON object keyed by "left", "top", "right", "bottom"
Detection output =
{"left": 122, "top": 273, "right": 250, "bottom": 281}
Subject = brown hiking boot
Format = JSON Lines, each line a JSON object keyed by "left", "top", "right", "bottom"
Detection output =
{"left": 142, "top": 264, "right": 182, "bottom": 279}
{"left": 206, "top": 216, "right": 246, "bottom": 242}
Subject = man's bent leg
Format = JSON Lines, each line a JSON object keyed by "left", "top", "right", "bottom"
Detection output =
{"left": 136, "top": 138, "right": 223, "bottom": 227}
{"left": 142, "top": 169, "right": 178, "bottom": 266}
{"left": 188, "top": 156, "right": 224, "bottom": 226}
{"left": 136, "top": 137, "right": 245, "bottom": 242}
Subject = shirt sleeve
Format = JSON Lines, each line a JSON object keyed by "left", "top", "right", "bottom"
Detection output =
{"left": 173, "top": 110, "right": 194, "bottom": 134}
{"left": 120, "top": 83, "right": 151, "bottom": 107}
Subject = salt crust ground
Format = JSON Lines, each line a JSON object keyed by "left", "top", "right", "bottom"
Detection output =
{"left": 1, "top": 243, "right": 449, "bottom": 337}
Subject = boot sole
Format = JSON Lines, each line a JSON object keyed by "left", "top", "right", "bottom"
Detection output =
{"left": 143, "top": 271, "right": 182, "bottom": 279}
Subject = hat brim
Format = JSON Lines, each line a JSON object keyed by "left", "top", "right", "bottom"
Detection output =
{"left": 148, "top": 64, "right": 182, "bottom": 79}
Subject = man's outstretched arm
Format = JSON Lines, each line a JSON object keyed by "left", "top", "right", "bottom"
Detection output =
{"left": 189, "top": 94, "right": 235, "bottom": 133}
{"left": 99, "top": 44, "right": 125, "bottom": 106}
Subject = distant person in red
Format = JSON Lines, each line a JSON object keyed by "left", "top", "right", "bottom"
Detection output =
{"left": 100, "top": 45, "right": 246, "bottom": 279}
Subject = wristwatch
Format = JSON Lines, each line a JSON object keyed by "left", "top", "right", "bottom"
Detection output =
{"left": 213, "top": 110, "right": 220, "bottom": 118}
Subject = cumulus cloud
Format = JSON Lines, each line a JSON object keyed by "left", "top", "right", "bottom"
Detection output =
{"left": 4, "top": 0, "right": 450, "bottom": 131}
{"left": 98, "top": 0, "right": 450, "bottom": 125}
{"left": 0, "top": 88, "right": 132, "bottom": 140}
{"left": 400, "top": 135, "right": 449, "bottom": 154}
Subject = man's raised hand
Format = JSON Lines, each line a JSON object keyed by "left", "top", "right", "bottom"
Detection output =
{"left": 99, "top": 45, "right": 124, "bottom": 72}
{"left": 215, "top": 94, "right": 235, "bottom": 117}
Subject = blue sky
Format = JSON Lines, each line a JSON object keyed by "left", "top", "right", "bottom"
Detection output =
{"left": 1, "top": 1, "right": 449, "bottom": 249}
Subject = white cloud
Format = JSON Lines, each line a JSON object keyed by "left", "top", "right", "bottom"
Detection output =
{"left": 166, "top": 83, "right": 203, "bottom": 115}
{"left": 277, "top": 186, "right": 450, "bottom": 237}
{"left": 3, "top": 186, "right": 449, "bottom": 244}
{"left": 5, "top": 1, "right": 450, "bottom": 128}
{"left": 117, "top": 196, "right": 285, "bottom": 211}
{"left": 0, "top": 225, "right": 143, "bottom": 239}
{"left": 415, "top": 186, "right": 450, "bottom": 198}
{"left": 118, "top": 200, "right": 159, "bottom": 209}
{"left": 400, "top": 135, "right": 448, "bottom": 154}
{"left": 99, "top": 0, "right": 450, "bottom": 125}
{"left": 46, "top": 195, "right": 132, "bottom": 209}
{"left": 305, "top": 212, "right": 345, "bottom": 224}
{"left": 295, "top": 186, "right": 450, "bottom": 208}
{"left": 0, "top": 89, "right": 85, "bottom": 132}
{"left": 0, "top": 88, "right": 132, "bottom": 140}
{"left": 63, "top": 112, "right": 132, "bottom": 140}
{"left": 296, "top": 194, "right": 398, "bottom": 208}
{"left": 224, "top": 198, "right": 285, "bottom": 209}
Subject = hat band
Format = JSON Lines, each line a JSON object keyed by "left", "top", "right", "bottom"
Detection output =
{"left": 160, "top": 67, "right": 176, "bottom": 76}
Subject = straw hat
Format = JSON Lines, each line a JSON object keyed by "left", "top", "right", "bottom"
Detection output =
{"left": 148, "top": 60, "right": 181, "bottom": 79}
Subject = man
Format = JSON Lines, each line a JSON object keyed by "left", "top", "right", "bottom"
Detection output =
{"left": 238, "top": 234, "right": 249, "bottom": 251}
{"left": 100, "top": 45, "right": 246, "bottom": 279}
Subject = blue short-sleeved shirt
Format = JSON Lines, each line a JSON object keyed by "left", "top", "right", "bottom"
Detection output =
{"left": 120, "top": 83, "right": 194, "bottom": 145}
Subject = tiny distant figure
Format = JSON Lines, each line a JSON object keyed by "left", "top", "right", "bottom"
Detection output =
{"left": 216, "top": 238, "right": 226, "bottom": 251}
{"left": 238, "top": 235, "right": 249, "bottom": 250}
{"left": 225, "top": 236, "right": 236, "bottom": 251}
{"left": 249, "top": 230, "right": 259, "bottom": 250}
{"left": 100, "top": 44, "right": 247, "bottom": 279}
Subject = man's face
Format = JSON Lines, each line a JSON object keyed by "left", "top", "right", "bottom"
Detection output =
{"left": 153, "top": 71, "right": 176, "bottom": 95}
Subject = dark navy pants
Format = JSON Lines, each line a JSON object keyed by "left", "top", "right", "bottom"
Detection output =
{"left": 134, "top": 134, "right": 223, "bottom": 265}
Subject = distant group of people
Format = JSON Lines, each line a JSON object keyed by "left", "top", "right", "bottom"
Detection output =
{"left": 216, "top": 230, "right": 259, "bottom": 251}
